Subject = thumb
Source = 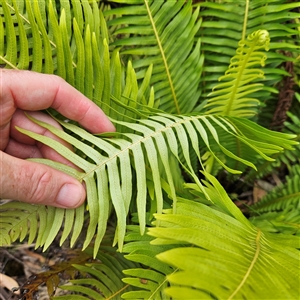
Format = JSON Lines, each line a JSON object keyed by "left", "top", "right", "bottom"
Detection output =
{"left": 0, "top": 151, "right": 86, "bottom": 208}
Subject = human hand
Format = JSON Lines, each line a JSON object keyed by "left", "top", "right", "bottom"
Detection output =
{"left": 0, "top": 70, "right": 115, "bottom": 208}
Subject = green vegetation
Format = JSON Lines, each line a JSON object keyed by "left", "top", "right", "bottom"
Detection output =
{"left": 0, "top": 1, "right": 299, "bottom": 299}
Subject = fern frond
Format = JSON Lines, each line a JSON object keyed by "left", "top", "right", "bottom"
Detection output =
{"left": 205, "top": 29, "right": 270, "bottom": 117}
{"left": 250, "top": 164, "right": 300, "bottom": 213}
{"left": 150, "top": 210, "right": 299, "bottom": 299}
{"left": 121, "top": 177, "right": 299, "bottom": 299}
{"left": 148, "top": 197, "right": 300, "bottom": 299}
{"left": 196, "top": 115, "right": 298, "bottom": 173}
{"left": 53, "top": 248, "right": 137, "bottom": 300}
{"left": 0, "top": 201, "right": 85, "bottom": 250}
{"left": 1, "top": 112, "right": 294, "bottom": 255}
{"left": 105, "top": 0, "right": 204, "bottom": 114}
{"left": 0, "top": 202, "right": 41, "bottom": 246}
{"left": 250, "top": 204, "right": 300, "bottom": 236}
{"left": 245, "top": 95, "right": 300, "bottom": 181}
{"left": 121, "top": 225, "right": 173, "bottom": 300}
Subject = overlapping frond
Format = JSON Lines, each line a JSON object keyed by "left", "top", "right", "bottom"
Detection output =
{"left": 121, "top": 226, "right": 173, "bottom": 300}
{"left": 105, "top": 0, "right": 203, "bottom": 114}
{"left": 123, "top": 179, "right": 300, "bottom": 299}
{"left": 151, "top": 204, "right": 300, "bottom": 299}
{"left": 250, "top": 204, "right": 300, "bottom": 236}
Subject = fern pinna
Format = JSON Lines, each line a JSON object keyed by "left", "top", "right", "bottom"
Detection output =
{"left": 0, "top": 0, "right": 299, "bottom": 299}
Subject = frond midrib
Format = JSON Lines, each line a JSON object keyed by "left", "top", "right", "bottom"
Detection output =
{"left": 253, "top": 191, "right": 300, "bottom": 211}
{"left": 228, "top": 229, "right": 261, "bottom": 299}
{"left": 80, "top": 115, "right": 198, "bottom": 179}
{"left": 144, "top": 1, "right": 180, "bottom": 114}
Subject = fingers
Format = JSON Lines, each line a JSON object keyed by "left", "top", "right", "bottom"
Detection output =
{"left": 0, "top": 151, "right": 86, "bottom": 208}
{"left": 10, "top": 110, "right": 67, "bottom": 145}
{"left": 7, "top": 110, "right": 75, "bottom": 167}
{"left": 3, "top": 139, "right": 43, "bottom": 159}
{"left": 1, "top": 70, "right": 115, "bottom": 133}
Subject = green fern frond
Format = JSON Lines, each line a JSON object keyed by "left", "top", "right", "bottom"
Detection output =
{"left": 121, "top": 178, "right": 300, "bottom": 299}
{"left": 205, "top": 29, "right": 270, "bottom": 117}
{"left": 0, "top": 202, "right": 43, "bottom": 246}
{"left": 245, "top": 95, "right": 300, "bottom": 181}
{"left": 196, "top": 115, "right": 298, "bottom": 174}
{"left": 0, "top": 201, "right": 85, "bottom": 250}
{"left": 121, "top": 225, "right": 173, "bottom": 300}
{"left": 0, "top": 113, "right": 294, "bottom": 255}
{"left": 250, "top": 204, "right": 300, "bottom": 236}
{"left": 250, "top": 164, "right": 300, "bottom": 213}
{"left": 105, "top": 0, "right": 203, "bottom": 114}
{"left": 150, "top": 201, "right": 299, "bottom": 298}
{"left": 53, "top": 248, "right": 137, "bottom": 300}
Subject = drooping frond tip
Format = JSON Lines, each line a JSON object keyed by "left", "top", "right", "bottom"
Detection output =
{"left": 205, "top": 30, "right": 270, "bottom": 118}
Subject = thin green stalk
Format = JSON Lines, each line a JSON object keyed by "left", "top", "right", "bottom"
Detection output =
{"left": 242, "top": 0, "right": 249, "bottom": 41}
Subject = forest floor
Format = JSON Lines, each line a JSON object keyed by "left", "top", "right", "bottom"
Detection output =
{"left": 0, "top": 242, "right": 75, "bottom": 299}
{"left": 0, "top": 221, "right": 96, "bottom": 300}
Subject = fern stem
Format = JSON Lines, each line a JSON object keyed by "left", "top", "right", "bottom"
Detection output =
{"left": 149, "top": 267, "right": 179, "bottom": 299}
{"left": 228, "top": 229, "right": 261, "bottom": 300}
{"left": 0, "top": 55, "right": 18, "bottom": 69}
{"left": 144, "top": 1, "right": 180, "bottom": 114}
{"left": 106, "top": 284, "right": 130, "bottom": 300}
{"left": 242, "top": 0, "right": 249, "bottom": 41}
{"left": 224, "top": 0, "right": 250, "bottom": 116}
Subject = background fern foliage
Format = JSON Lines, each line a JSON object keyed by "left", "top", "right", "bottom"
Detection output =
{"left": 0, "top": 0, "right": 299, "bottom": 299}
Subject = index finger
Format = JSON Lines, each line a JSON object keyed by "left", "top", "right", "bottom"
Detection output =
{"left": 1, "top": 70, "right": 115, "bottom": 133}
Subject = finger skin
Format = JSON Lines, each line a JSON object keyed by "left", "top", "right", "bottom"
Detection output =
{"left": 0, "top": 151, "right": 86, "bottom": 208}
{"left": 7, "top": 110, "right": 76, "bottom": 167}
{"left": 4, "top": 138, "right": 43, "bottom": 159}
{"left": 0, "top": 70, "right": 115, "bottom": 143}
{"left": 9, "top": 110, "right": 67, "bottom": 146}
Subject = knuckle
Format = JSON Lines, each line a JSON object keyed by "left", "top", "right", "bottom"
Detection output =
{"left": 51, "top": 74, "right": 66, "bottom": 86}
{"left": 26, "top": 167, "right": 54, "bottom": 204}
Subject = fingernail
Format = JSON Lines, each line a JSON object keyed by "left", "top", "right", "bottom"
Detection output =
{"left": 56, "top": 183, "right": 84, "bottom": 207}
